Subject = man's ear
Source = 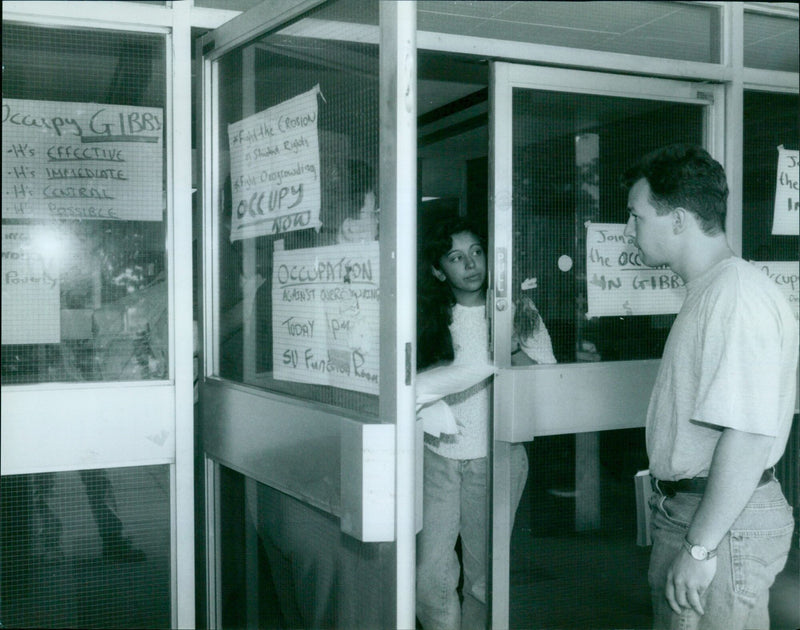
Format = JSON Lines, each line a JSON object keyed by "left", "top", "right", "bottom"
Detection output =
{"left": 672, "top": 207, "right": 688, "bottom": 234}
{"left": 431, "top": 266, "right": 446, "bottom": 282}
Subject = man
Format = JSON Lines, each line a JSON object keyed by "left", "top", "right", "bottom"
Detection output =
{"left": 623, "top": 144, "right": 798, "bottom": 630}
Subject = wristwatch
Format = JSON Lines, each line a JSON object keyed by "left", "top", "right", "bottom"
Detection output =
{"left": 683, "top": 537, "right": 717, "bottom": 560}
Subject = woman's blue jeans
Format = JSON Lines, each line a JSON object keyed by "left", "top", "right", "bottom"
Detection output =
{"left": 416, "top": 445, "right": 528, "bottom": 630}
{"left": 649, "top": 478, "right": 794, "bottom": 630}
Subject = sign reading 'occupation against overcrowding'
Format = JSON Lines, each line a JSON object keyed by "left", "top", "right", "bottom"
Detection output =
{"left": 586, "top": 223, "right": 685, "bottom": 318}
{"left": 1, "top": 224, "right": 60, "bottom": 344}
{"left": 272, "top": 242, "right": 379, "bottom": 395}
{"left": 773, "top": 145, "right": 799, "bottom": 236}
{"left": 2, "top": 99, "right": 163, "bottom": 222}
{"left": 228, "top": 86, "right": 322, "bottom": 242}
{"left": 751, "top": 260, "right": 800, "bottom": 320}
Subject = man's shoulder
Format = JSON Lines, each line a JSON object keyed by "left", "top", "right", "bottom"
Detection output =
{"left": 709, "top": 258, "right": 795, "bottom": 323}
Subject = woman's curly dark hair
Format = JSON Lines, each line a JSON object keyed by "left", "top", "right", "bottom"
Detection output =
{"left": 416, "top": 216, "right": 487, "bottom": 370}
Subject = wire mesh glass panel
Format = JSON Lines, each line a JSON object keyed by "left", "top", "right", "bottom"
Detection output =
{"left": 510, "top": 430, "right": 652, "bottom": 628}
{"left": 216, "top": 464, "right": 395, "bottom": 629}
{"left": 742, "top": 91, "right": 799, "bottom": 261}
{"left": 0, "top": 465, "right": 171, "bottom": 629}
{"left": 1, "top": 24, "right": 168, "bottom": 385}
{"left": 213, "top": 0, "right": 379, "bottom": 414}
{"left": 418, "top": 1, "right": 721, "bottom": 64}
{"left": 511, "top": 88, "right": 703, "bottom": 363}
{"left": 742, "top": 90, "right": 799, "bottom": 531}
{"left": 744, "top": 12, "right": 800, "bottom": 72}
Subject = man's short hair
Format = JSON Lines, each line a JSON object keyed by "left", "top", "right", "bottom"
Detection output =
{"left": 623, "top": 144, "right": 729, "bottom": 234}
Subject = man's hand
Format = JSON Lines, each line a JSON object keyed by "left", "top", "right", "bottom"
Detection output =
{"left": 665, "top": 551, "right": 717, "bottom": 615}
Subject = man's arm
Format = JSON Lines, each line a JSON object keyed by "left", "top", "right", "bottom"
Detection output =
{"left": 665, "top": 427, "right": 773, "bottom": 615}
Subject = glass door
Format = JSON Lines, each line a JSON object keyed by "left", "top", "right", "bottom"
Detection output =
{"left": 0, "top": 15, "right": 192, "bottom": 629}
{"left": 488, "top": 62, "right": 722, "bottom": 628}
{"left": 198, "top": 1, "right": 417, "bottom": 628}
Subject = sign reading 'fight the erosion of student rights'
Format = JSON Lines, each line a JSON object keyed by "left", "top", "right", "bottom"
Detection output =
{"left": 2, "top": 99, "right": 163, "bottom": 222}
{"left": 272, "top": 242, "right": 379, "bottom": 395}
{"left": 773, "top": 145, "right": 799, "bottom": 236}
{"left": 586, "top": 223, "right": 685, "bottom": 318}
{"left": 228, "top": 86, "right": 322, "bottom": 242}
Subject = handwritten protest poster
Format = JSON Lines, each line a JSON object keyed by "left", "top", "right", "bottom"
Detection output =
{"left": 751, "top": 260, "right": 799, "bottom": 320}
{"left": 272, "top": 242, "right": 379, "bottom": 394}
{"left": 228, "top": 86, "right": 322, "bottom": 241}
{"left": 586, "top": 223, "right": 685, "bottom": 317}
{"left": 773, "top": 146, "right": 799, "bottom": 236}
{"left": 1, "top": 224, "right": 60, "bottom": 344}
{"left": 2, "top": 99, "right": 163, "bottom": 221}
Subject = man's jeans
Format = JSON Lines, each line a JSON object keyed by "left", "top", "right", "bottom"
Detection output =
{"left": 416, "top": 445, "right": 528, "bottom": 630}
{"left": 649, "top": 478, "right": 794, "bottom": 630}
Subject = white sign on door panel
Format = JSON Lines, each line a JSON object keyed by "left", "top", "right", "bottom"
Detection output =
{"left": 228, "top": 86, "right": 322, "bottom": 241}
{"left": 586, "top": 223, "right": 685, "bottom": 318}
{"left": 272, "top": 242, "right": 379, "bottom": 394}
{"left": 772, "top": 145, "right": 799, "bottom": 236}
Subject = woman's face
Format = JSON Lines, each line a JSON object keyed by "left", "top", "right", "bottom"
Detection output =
{"left": 435, "top": 231, "right": 486, "bottom": 303}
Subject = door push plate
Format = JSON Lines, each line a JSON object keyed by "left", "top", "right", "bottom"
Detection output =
{"left": 495, "top": 247, "right": 508, "bottom": 311}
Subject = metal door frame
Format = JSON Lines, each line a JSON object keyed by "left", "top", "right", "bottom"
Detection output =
{"left": 197, "top": 2, "right": 419, "bottom": 627}
{"left": 0, "top": 3, "right": 197, "bottom": 627}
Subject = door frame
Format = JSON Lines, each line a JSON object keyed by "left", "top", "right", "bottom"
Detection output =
{"left": 197, "top": 2, "right": 418, "bottom": 627}
{"left": 0, "top": 4, "right": 196, "bottom": 627}
{"left": 487, "top": 61, "right": 724, "bottom": 628}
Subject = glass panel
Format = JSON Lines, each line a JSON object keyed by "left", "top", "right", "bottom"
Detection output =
{"left": 0, "top": 466, "right": 171, "bottom": 629}
{"left": 511, "top": 430, "right": 652, "bottom": 628}
{"left": 742, "top": 92, "right": 800, "bottom": 567}
{"left": 511, "top": 89, "right": 703, "bottom": 363}
{"left": 744, "top": 12, "right": 800, "bottom": 72}
{"left": 418, "top": 1, "right": 721, "bottom": 64}
{"left": 213, "top": 0, "right": 379, "bottom": 414}
{"left": 217, "top": 464, "right": 395, "bottom": 628}
{"left": 1, "top": 24, "right": 168, "bottom": 385}
{"left": 742, "top": 91, "right": 799, "bottom": 261}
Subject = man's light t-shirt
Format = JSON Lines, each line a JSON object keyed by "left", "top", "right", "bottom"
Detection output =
{"left": 646, "top": 257, "right": 798, "bottom": 481}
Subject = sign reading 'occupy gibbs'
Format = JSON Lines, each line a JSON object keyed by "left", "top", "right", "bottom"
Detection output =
{"left": 228, "top": 86, "right": 322, "bottom": 242}
{"left": 272, "top": 242, "right": 379, "bottom": 395}
{"left": 586, "top": 223, "right": 685, "bottom": 318}
{"left": 2, "top": 99, "right": 163, "bottom": 222}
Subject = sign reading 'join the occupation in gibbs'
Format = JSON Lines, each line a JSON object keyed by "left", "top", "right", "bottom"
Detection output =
{"left": 272, "top": 242, "right": 380, "bottom": 395}
{"left": 773, "top": 145, "right": 799, "bottom": 236}
{"left": 586, "top": 223, "right": 685, "bottom": 318}
{"left": 228, "top": 86, "right": 322, "bottom": 242}
{"left": 2, "top": 98, "right": 163, "bottom": 222}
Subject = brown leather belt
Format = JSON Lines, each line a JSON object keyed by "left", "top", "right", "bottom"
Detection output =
{"left": 652, "top": 468, "right": 774, "bottom": 498}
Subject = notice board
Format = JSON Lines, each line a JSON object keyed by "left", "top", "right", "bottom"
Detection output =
{"left": 586, "top": 223, "right": 685, "bottom": 317}
{"left": 228, "top": 86, "right": 322, "bottom": 241}
{"left": 272, "top": 242, "right": 379, "bottom": 394}
{"left": 2, "top": 99, "right": 164, "bottom": 222}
